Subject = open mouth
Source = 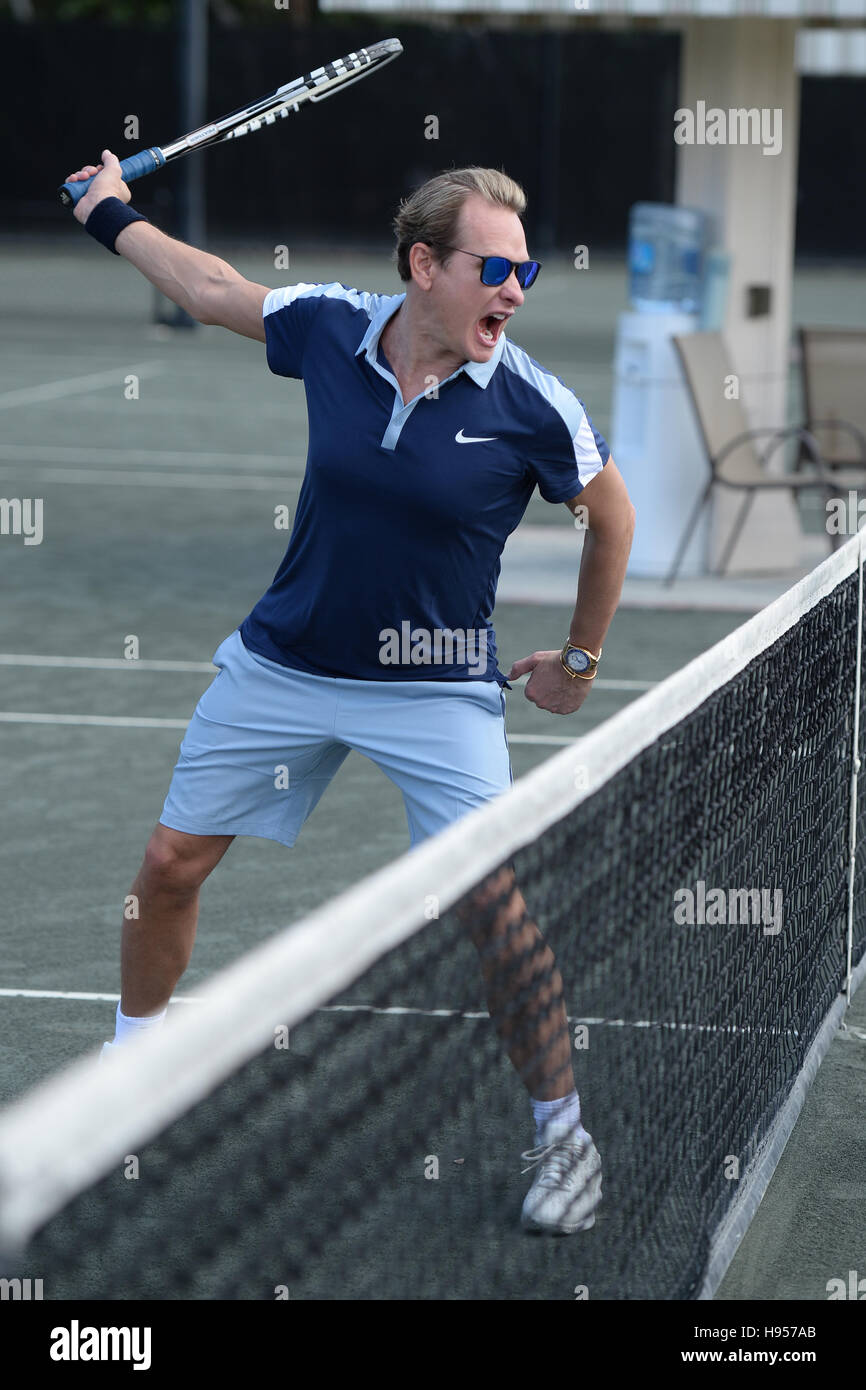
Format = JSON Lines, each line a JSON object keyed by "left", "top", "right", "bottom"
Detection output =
{"left": 476, "top": 312, "right": 509, "bottom": 347}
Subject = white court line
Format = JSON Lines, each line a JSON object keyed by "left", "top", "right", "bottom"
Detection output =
{"left": 0, "top": 363, "right": 166, "bottom": 410}
{"left": 509, "top": 672, "right": 656, "bottom": 693}
{"left": 0, "top": 655, "right": 215, "bottom": 672}
{"left": 586, "top": 679, "right": 656, "bottom": 691}
{"left": 0, "top": 988, "right": 200, "bottom": 1004}
{"left": 0, "top": 654, "right": 655, "bottom": 693}
{"left": 0, "top": 467, "right": 290, "bottom": 492}
{"left": 508, "top": 733, "right": 577, "bottom": 745}
{"left": 0, "top": 988, "right": 797, "bottom": 1036}
{"left": 0, "top": 711, "right": 573, "bottom": 742}
{"left": 323, "top": 1004, "right": 799, "bottom": 1036}
{"left": 0, "top": 713, "right": 189, "bottom": 728}
{"left": 0, "top": 444, "right": 299, "bottom": 472}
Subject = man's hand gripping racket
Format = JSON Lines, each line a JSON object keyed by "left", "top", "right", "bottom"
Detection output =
{"left": 65, "top": 151, "right": 131, "bottom": 223}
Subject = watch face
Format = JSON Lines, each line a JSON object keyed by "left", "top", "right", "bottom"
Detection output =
{"left": 565, "top": 648, "right": 591, "bottom": 673}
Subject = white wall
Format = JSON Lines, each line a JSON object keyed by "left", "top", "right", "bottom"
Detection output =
{"left": 675, "top": 18, "right": 803, "bottom": 571}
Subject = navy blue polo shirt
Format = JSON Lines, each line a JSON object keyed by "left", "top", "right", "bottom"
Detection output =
{"left": 239, "top": 283, "right": 610, "bottom": 684}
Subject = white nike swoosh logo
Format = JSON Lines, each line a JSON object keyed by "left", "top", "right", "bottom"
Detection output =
{"left": 455, "top": 429, "right": 498, "bottom": 444}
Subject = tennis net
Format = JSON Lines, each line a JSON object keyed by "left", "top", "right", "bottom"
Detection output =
{"left": 0, "top": 533, "right": 864, "bottom": 1301}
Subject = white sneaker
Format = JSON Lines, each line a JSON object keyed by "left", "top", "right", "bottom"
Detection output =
{"left": 100, "top": 1041, "right": 119, "bottom": 1063}
{"left": 520, "top": 1123, "right": 602, "bottom": 1234}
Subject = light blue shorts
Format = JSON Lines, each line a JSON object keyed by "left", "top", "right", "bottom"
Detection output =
{"left": 160, "top": 629, "right": 512, "bottom": 849}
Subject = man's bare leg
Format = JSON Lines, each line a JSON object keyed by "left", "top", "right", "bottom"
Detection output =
{"left": 120, "top": 823, "right": 235, "bottom": 1017}
{"left": 461, "top": 864, "right": 574, "bottom": 1101}
{"left": 462, "top": 863, "right": 602, "bottom": 1233}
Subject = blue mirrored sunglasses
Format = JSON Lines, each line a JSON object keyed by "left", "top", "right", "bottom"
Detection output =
{"left": 441, "top": 246, "right": 542, "bottom": 290}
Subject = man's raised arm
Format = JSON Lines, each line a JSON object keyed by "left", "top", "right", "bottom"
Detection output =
{"left": 68, "top": 149, "right": 270, "bottom": 342}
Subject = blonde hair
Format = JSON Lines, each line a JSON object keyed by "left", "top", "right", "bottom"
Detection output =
{"left": 392, "top": 167, "right": 527, "bottom": 282}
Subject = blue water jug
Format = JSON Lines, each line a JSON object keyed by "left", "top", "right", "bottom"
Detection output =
{"left": 628, "top": 203, "right": 708, "bottom": 315}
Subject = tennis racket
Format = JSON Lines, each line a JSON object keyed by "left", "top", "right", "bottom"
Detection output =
{"left": 59, "top": 37, "right": 403, "bottom": 208}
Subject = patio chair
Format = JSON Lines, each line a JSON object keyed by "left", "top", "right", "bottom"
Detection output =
{"left": 799, "top": 327, "right": 866, "bottom": 470}
{"left": 664, "top": 331, "right": 866, "bottom": 587}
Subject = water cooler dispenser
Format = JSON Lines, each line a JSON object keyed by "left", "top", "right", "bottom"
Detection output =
{"left": 611, "top": 204, "right": 721, "bottom": 579}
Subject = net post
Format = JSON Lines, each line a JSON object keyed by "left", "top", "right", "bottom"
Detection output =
{"left": 844, "top": 526, "right": 864, "bottom": 1005}
{"left": 535, "top": 32, "right": 562, "bottom": 257}
{"left": 154, "top": 0, "right": 208, "bottom": 330}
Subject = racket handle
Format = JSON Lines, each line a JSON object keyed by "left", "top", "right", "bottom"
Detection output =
{"left": 58, "top": 147, "right": 166, "bottom": 208}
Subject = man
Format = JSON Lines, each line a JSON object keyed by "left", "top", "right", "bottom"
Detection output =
{"left": 67, "top": 153, "right": 635, "bottom": 1235}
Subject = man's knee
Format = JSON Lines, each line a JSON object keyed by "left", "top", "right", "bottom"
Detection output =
{"left": 459, "top": 865, "right": 525, "bottom": 940}
{"left": 140, "top": 826, "right": 231, "bottom": 896}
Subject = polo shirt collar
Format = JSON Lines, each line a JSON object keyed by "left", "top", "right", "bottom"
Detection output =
{"left": 355, "top": 294, "right": 505, "bottom": 389}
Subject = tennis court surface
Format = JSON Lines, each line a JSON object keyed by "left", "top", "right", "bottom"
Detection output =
{"left": 0, "top": 246, "right": 864, "bottom": 1303}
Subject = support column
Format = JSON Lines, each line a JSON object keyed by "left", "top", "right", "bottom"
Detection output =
{"left": 676, "top": 18, "right": 802, "bottom": 572}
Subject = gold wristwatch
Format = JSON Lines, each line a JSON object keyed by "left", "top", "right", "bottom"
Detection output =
{"left": 560, "top": 642, "right": 601, "bottom": 680}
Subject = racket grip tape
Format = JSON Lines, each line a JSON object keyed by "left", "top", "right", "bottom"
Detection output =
{"left": 58, "top": 147, "right": 166, "bottom": 208}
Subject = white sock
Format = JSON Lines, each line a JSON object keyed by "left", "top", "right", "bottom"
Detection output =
{"left": 531, "top": 1090, "right": 590, "bottom": 1146}
{"left": 113, "top": 1003, "right": 167, "bottom": 1046}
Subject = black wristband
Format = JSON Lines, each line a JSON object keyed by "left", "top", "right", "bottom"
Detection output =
{"left": 84, "top": 197, "right": 148, "bottom": 255}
